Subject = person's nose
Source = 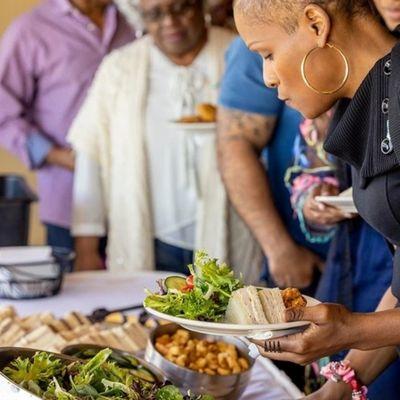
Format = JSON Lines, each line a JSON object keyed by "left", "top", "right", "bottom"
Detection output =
{"left": 263, "top": 60, "right": 279, "bottom": 89}
{"left": 160, "top": 12, "right": 180, "bottom": 28}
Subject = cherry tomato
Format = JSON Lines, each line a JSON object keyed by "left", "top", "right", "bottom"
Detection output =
{"left": 186, "top": 275, "right": 194, "bottom": 289}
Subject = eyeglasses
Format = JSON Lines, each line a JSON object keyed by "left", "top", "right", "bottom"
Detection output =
{"left": 139, "top": 0, "right": 200, "bottom": 23}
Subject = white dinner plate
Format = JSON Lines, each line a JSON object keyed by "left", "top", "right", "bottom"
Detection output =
{"left": 315, "top": 195, "right": 358, "bottom": 214}
{"left": 144, "top": 295, "right": 319, "bottom": 339}
{"left": 169, "top": 121, "right": 216, "bottom": 131}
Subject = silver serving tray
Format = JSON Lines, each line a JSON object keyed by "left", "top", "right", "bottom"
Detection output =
{"left": 145, "top": 323, "right": 255, "bottom": 400}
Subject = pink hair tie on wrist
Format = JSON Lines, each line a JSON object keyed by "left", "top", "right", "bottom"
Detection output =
{"left": 320, "top": 361, "right": 368, "bottom": 400}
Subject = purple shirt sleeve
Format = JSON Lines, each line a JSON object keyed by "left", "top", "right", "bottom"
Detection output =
{"left": 26, "top": 131, "right": 53, "bottom": 168}
{"left": 0, "top": 17, "right": 42, "bottom": 169}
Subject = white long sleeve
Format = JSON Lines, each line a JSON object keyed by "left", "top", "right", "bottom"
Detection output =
{"left": 72, "top": 152, "right": 106, "bottom": 237}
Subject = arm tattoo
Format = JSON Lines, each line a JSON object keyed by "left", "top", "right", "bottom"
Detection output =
{"left": 217, "top": 106, "right": 277, "bottom": 151}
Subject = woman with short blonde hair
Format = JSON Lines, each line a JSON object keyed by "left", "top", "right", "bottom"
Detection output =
{"left": 234, "top": 0, "right": 400, "bottom": 398}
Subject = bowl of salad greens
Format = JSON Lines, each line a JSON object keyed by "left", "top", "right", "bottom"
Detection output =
{"left": 0, "top": 347, "right": 214, "bottom": 400}
{"left": 61, "top": 344, "right": 162, "bottom": 384}
{"left": 144, "top": 251, "right": 243, "bottom": 323}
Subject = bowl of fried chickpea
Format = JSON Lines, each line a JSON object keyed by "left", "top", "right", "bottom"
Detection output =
{"left": 145, "top": 323, "right": 254, "bottom": 400}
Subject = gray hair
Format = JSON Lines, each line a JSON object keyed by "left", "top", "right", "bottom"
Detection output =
{"left": 115, "top": 0, "right": 208, "bottom": 35}
{"left": 234, "top": 0, "right": 300, "bottom": 33}
{"left": 234, "top": 0, "right": 377, "bottom": 32}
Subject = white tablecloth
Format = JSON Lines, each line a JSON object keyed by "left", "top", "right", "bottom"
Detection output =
{"left": 1, "top": 271, "right": 302, "bottom": 399}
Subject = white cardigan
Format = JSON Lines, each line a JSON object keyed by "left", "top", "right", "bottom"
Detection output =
{"left": 68, "top": 28, "right": 263, "bottom": 282}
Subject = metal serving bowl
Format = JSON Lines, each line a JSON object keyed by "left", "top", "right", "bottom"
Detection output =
{"left": 62, "top": 343, "right": 166, "bottom": 384}
{"left": 0, "top": 347, "right": 78, "bottom": 400}
{"left": 145, "top": 323, "right": 255, "bottom": 400}
{"left": 0, "top": 345, "right": 168, "bottom": 400}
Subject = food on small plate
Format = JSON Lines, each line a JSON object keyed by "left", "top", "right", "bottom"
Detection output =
{"left": 226, "top": 286, "right": 307, "bottom": 325}
{"left": 177, "top": 103, "right": 217, "bottom": 123}
{"left": 196, "top": 103, "right": 217, "bottom": 122}
{"left": 155, "top": 328, "right": 250, "bottom": 376}
{"left": 224, "top": 286, "right": 268, "bottom": 325}
{"left": 145, "top": 251, "right": 308, "bottom": 326}
{"left": 281, "top": 287, "right": 307, "bottom": 309}
{"left": 259, "top": 288, "right": 288, "bottom": 324}
{"left": 144, "top": 251, "right": 243, "bottom": 322}
{"left": 164, "top": 276, "right": 188, "bottom": 291}
{"left": 1, "top": 348, "right": 214, "bottom": 400}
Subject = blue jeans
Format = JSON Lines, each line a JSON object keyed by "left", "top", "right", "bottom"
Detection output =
{"left": 46, "top": 224, "right": 74, "bottom": 251}
{"left": 154, "top": 239, "right": 193, "bottom": 275}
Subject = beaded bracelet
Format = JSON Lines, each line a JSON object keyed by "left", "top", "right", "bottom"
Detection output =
{"left": 296, "top": 194, "right": 337, "bottom": 244}
{"left": 320, "top": 361, "right": 368, "bottom": 400}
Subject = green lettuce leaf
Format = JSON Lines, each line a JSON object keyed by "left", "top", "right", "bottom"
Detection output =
{"left": 4, "top": 352, "right": 63, "bottom": 392}
{"left": 156, "top": 385, "right": 184, "bottom": 400}
{"left": 145, "top": 251, "right": 243, "bottom": 321}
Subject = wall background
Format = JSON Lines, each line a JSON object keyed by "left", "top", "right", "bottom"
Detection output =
{"left": 0, "top": 0, "right": 44, "bottom": 245}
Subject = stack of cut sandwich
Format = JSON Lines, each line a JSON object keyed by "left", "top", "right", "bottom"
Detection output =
{"left": 225, "top": 286, "right": 306, "bottom": 325}
{"left": 0, "top": 306, "right": 149, "bottom": 353}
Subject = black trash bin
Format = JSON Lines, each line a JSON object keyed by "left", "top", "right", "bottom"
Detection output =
{"left": 0, "top": 175, "right": 38, "bottom": 246}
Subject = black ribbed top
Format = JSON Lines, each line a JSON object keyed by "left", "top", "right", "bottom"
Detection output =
{"left": 324, "top": 49, "right": 400, "bottom": 178}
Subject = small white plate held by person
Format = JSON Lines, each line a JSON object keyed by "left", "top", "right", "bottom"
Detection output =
{"left": 144, "top": 251, "right": 319, "bottom": 339}
{"left": 315, "top": 187, "right": 358, "bottom": 214}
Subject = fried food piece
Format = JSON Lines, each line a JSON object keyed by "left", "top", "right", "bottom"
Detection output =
{"left": 281, "top": 287, "right": 307, "bottom": 309}
{"left": 177, "top": 104, "right": 217, "bottom": 123}
{"left": 196, "top": 103, "right": 217, "bottom": 122}
{"left": 154, "top": 329, "right": 250, "bottom": 376}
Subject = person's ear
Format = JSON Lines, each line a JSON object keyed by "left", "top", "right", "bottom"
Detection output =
{"left": 301, "top": 4, "right": 331, "bottom": 48}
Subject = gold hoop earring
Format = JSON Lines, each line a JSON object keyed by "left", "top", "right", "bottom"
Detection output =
{"left": 301, "top": 43, "right": 349, "bottom": 95}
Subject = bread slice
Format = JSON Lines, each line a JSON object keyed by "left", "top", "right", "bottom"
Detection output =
{"left": 63, "top": 312, "right": 82, "bottom": 330}
{"left": 2, "top": 324, "right": 26, "bottom": 346}
{"left": 0, "top": 306, "right": 15, "bottom": 321}
{"left": 225, "top": 286, "right": 268, "bottom": 324}
{"left": 0, "top": 318, "right": 14, "bottom": 336}
{"left": 71, "top": 311, "right": 91, "bottom": 326}
{"left": 112, "top": 326, "right": 139, "bottom": 352}
{"left": 258, "top": 288, "right": 286, "bottom": 324}
{"left": 40, "top": 312, "right": 70, "bottom": 332}
{"left": 0, "top": 305, "right": 150, "bottom": 352}
{"left": 20, "top": 314, "right": 45, "bottom": 332}
{"left": 123, "top": 322, "right": 148, "bottom": 349}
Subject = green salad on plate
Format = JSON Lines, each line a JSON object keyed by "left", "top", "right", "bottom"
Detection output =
{"left": 144, "top": 251, "right": 243, "bottom": 322}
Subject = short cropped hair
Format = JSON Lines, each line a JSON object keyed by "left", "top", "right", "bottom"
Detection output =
{"left": 234, "top": 0, "right": 377, "bottom": 33}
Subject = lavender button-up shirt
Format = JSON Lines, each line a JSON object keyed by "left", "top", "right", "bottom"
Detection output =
{"left": 0, "top": 0, "right": 135, "bottom": 228}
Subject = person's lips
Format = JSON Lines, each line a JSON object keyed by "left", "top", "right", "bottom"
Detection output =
{"left": 162, "top": 30, "right": 186, "bottom": 44}
{"left": 383, "top": 7, "right": 400, "bottom": 22}
{"left": 278, "top": 95, "right": 291, "bottom": 105}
